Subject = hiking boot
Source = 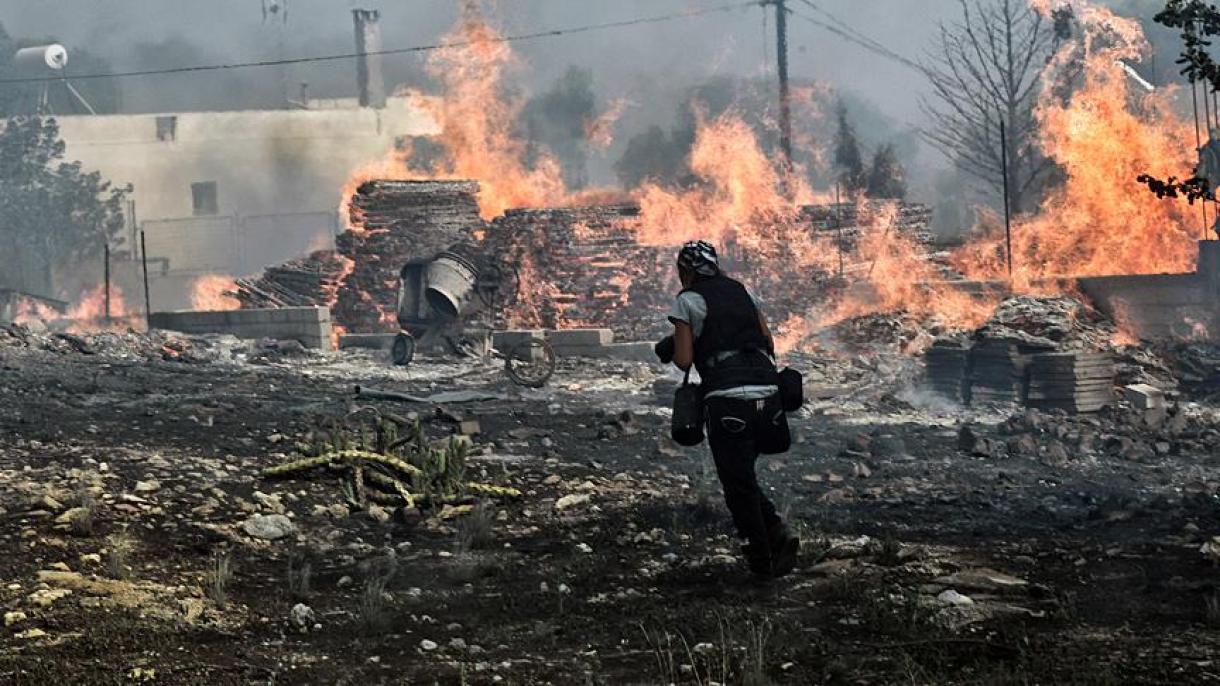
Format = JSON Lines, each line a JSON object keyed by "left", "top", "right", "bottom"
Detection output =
{"left": 741, "top": 543, "right": 773, "bottom": 578}
{"left": 768, "top": 524, "right": 800, "bottom": 577}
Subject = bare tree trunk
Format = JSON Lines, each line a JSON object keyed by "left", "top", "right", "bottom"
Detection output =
{"left": 920, "top": 0, "right": 1059, "bottom": 215}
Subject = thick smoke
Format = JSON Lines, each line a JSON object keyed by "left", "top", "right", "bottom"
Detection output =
{"left": 0, "top": 1, "right": 1184, "bottom": 221}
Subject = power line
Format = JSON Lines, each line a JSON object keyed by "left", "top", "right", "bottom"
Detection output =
{"left": 0, "top": 1, "right": 759, "bottom": 85}
{"left": 788, "top": 1, "right": 926, "bottom": 75}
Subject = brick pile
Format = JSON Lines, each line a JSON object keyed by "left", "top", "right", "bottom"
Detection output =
{"left": 241, "top": 179, "right": 936, "bottom": 341}
{"left": 487, "top": 206, "right": 674, "bottom": 340}
{"left": 335, "top": 180, "right": 483, "bottom": 332}
{"left": 235, "top": 250, "right": 350, "bottom": 308}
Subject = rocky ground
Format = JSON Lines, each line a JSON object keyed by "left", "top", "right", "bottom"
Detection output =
{"left": 1, "top": 325, "right": 1219, "bottom": 685}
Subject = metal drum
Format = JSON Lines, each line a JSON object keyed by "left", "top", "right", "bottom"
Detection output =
{"left": 424, "top": 251, "right": 478, "bottom": 318}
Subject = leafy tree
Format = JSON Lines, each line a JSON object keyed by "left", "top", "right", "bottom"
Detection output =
{"left": 615, "top": 77, "right": 740, "bottom": 188}
{"left": 834, "top": 102, "right": 867, "bottom": 195}
{"left": 614, "top": 125, "right": 687, "bottom": 188}
{"left": 0, "top": 117, "right": 131, "bottom": 291}
{"left": 867, "top": 143, "right": 907, "bottom": 199}
{"left": 522, "top": 66, "right": 597, "bottom": 189}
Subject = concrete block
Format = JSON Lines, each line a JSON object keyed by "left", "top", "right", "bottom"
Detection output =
{"left": 339, "top": 333, "right": 398, "bottom": 350}
{"left": 1121, "top": 383, "right": 1165, "bottom": 410}
{"left": 150, "top": 307, "right": 333, "bottom": 350}
{"left": 545, "top": 328, "right": 614, "bottom": 347}
{"left": 580, "top": 341, "right": 655, "bottom": 363}
{"left": 493, "top": 330, "right": 544, "bottom": 352}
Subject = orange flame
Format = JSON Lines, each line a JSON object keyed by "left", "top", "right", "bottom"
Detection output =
{"left": 60, "top": 284, "right": 137, "bottom": 332}
{"left": 956, "top": 0, "right": 1200, "bottom": 286}
{"left": 189, "top": 275, "right": 240, "bottom": 311}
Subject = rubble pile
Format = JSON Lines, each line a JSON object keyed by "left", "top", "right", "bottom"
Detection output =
{"left": 241, "top": 188, "right": 937, "bottom": 340}
{"left": 335, "top": 180, "right": 484, "bottom": 332}
{"left": 0, "top": 323, "right": 234, "bottom": 363}
{"left": 959, "top": 399, "right": 1220, "bottom": 463}
{"left": 487, "top": 206, "right": 673, "bottom": 339}
{"left": 974, "top": 296, "right": 1117, "bottom": 350}
{"left": 821, "top": 312, "right": 936, "bottom": 353}
{"left": 1157, "top": 343, "right": 1220, "bottom": 399}
{"left": 235, "top": 250, "right": 351, "bottom": 308}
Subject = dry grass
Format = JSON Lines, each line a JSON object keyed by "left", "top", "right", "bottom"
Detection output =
{"left": 642, "top": 615, "right": 774, "bottom": 686}
{"left": 105, "top": 532, "right": 134, "bottom": 580}
{"left": 456, "top": 500, "right": 495, "bottom": 552}
{"left": 286, "top": 550, "right": 313, "bottom": 600}
{"left": 359, "top": 555, "right": 398, "bottom": 635}
{"left": 69, "top": 488, "right": 97, "bottom": 537}
{"left": 1206, "top": 591, "right": 1220, "bottom": 627}
{"left": 204, "top": 551, "right": 235, "bottom": 608}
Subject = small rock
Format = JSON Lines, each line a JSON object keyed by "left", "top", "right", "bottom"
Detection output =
{"left": 54, "top": 507, "right": 88, "bottom": 525}
{"left": 365, "top": 505, "right": 391, "bottom": 523}
{"left": 420, "top": 639, "right": 439, "bottom": 651}
{"left": 241, "top": 513, "right": 295, "bottom": 540}
{"left": 289, "top": 603, "right": 316, "bottom": 633}
{"left": 4, "top": 611, "right": 27, "bottom": 626}
{"left": 15, "top": 628, "right": 47, "bottom": 640}
{"left": 575, "top": 542, "right": 593, "bottom": 554}
{"left": 133, "top": 480, "right": 160, "bottom": 493}
{"left": 27, "top": 588, "right": 71, "bottom": 607}
{"left": 555, "top": 494, "right": 591, "bottom": 511}
{"left": 79, "top": 553, "right": 102, "bottom": 565}
{"left": 937, "top": 589, "right": 974, "bottom": 606}
{"left": 39, "top": 495, "right": 64, "bottom": 512}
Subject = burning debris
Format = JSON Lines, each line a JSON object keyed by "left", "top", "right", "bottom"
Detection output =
{"left": 236, "top": 250, "right": 351, "bottom": 309}
{"left": 485, "top": 205, "right": 671, "bottom": 338}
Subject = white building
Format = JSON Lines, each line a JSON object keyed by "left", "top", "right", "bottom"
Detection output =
{"left": 55, "top": 96, "right": 435, "bottom": 303}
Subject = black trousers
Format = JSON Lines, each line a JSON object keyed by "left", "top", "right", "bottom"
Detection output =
{"left": 705, "top": 395, "right": 785, "bottom": 554}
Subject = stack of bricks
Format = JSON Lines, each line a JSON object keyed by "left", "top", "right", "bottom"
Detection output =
{"left": 335, "top": 180, "right": 483, "bottom": 332}
{"left": 235, "top": 250, "right": 350, "bottom": 308}
{"left": 486, "top": 205, "right": 675, "bottom": 340}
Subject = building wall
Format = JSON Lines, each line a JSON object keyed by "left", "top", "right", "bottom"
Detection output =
{"left": 57, "top": 97, "right": 436, "bottom": 223}
{"left": 51, "top": 97, "right": 438, "bottom": 310}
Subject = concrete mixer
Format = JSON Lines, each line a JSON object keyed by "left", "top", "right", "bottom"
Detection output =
{"left": 391, "top": 246, "right": 555, "bottom": 387}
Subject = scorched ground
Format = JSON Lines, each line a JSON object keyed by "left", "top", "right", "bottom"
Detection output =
{"left": 1, "top": 325, "right": 1219, "bottom": 684}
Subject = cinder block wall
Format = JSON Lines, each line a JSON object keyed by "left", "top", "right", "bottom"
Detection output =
{"left": 1078, "top": 242, "right": 1219, "bottom": 341}
{"left": 149, "top": 306, "right": 333, "bottom": 350}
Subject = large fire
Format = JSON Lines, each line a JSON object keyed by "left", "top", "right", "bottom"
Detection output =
{"left": 339, "top": 3, "right": 625, "bottom": 224}
{"left": 328, "top": 0, "right": 1207, "bottom": 351}
{"left": 955, "top": 0, "right": 1201, "bottom": 284}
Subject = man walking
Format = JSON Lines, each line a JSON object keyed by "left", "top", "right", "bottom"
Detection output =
{"left": 656, "top": 240, "right": 799, "bottom": 579}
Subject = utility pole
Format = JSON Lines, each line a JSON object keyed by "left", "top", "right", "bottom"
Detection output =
{"left": 773, "top": 0, "right": 793, "bottom": 173}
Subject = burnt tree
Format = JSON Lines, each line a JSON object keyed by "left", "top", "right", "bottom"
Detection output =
{"left": 920, "top": 0, "right": 1062, "bottom": 214}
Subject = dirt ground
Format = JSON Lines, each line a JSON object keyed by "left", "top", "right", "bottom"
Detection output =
{"left": 2, "top": 335, "right": 1220, "bottom": 685}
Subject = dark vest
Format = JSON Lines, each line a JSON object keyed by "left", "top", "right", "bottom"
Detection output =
{"left": 681, "top": 274, "right": 778, "bottom": 392}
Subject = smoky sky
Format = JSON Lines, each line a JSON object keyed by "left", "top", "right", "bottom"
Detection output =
{"left": 0, "top": 0, "right": 1183, "bottom": 195}
{"left": 1, "top": 1, "right": 955, "bottom": 122}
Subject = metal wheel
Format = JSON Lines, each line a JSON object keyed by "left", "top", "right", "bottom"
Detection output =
{"left": 475, "top": 262, "right": 520, "bottom": 309}
{"left": 391, "top": 332, "right": 416, "bottom": 366}
{"left": 504, "top": 338, "right": 556, "bottom": 388}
